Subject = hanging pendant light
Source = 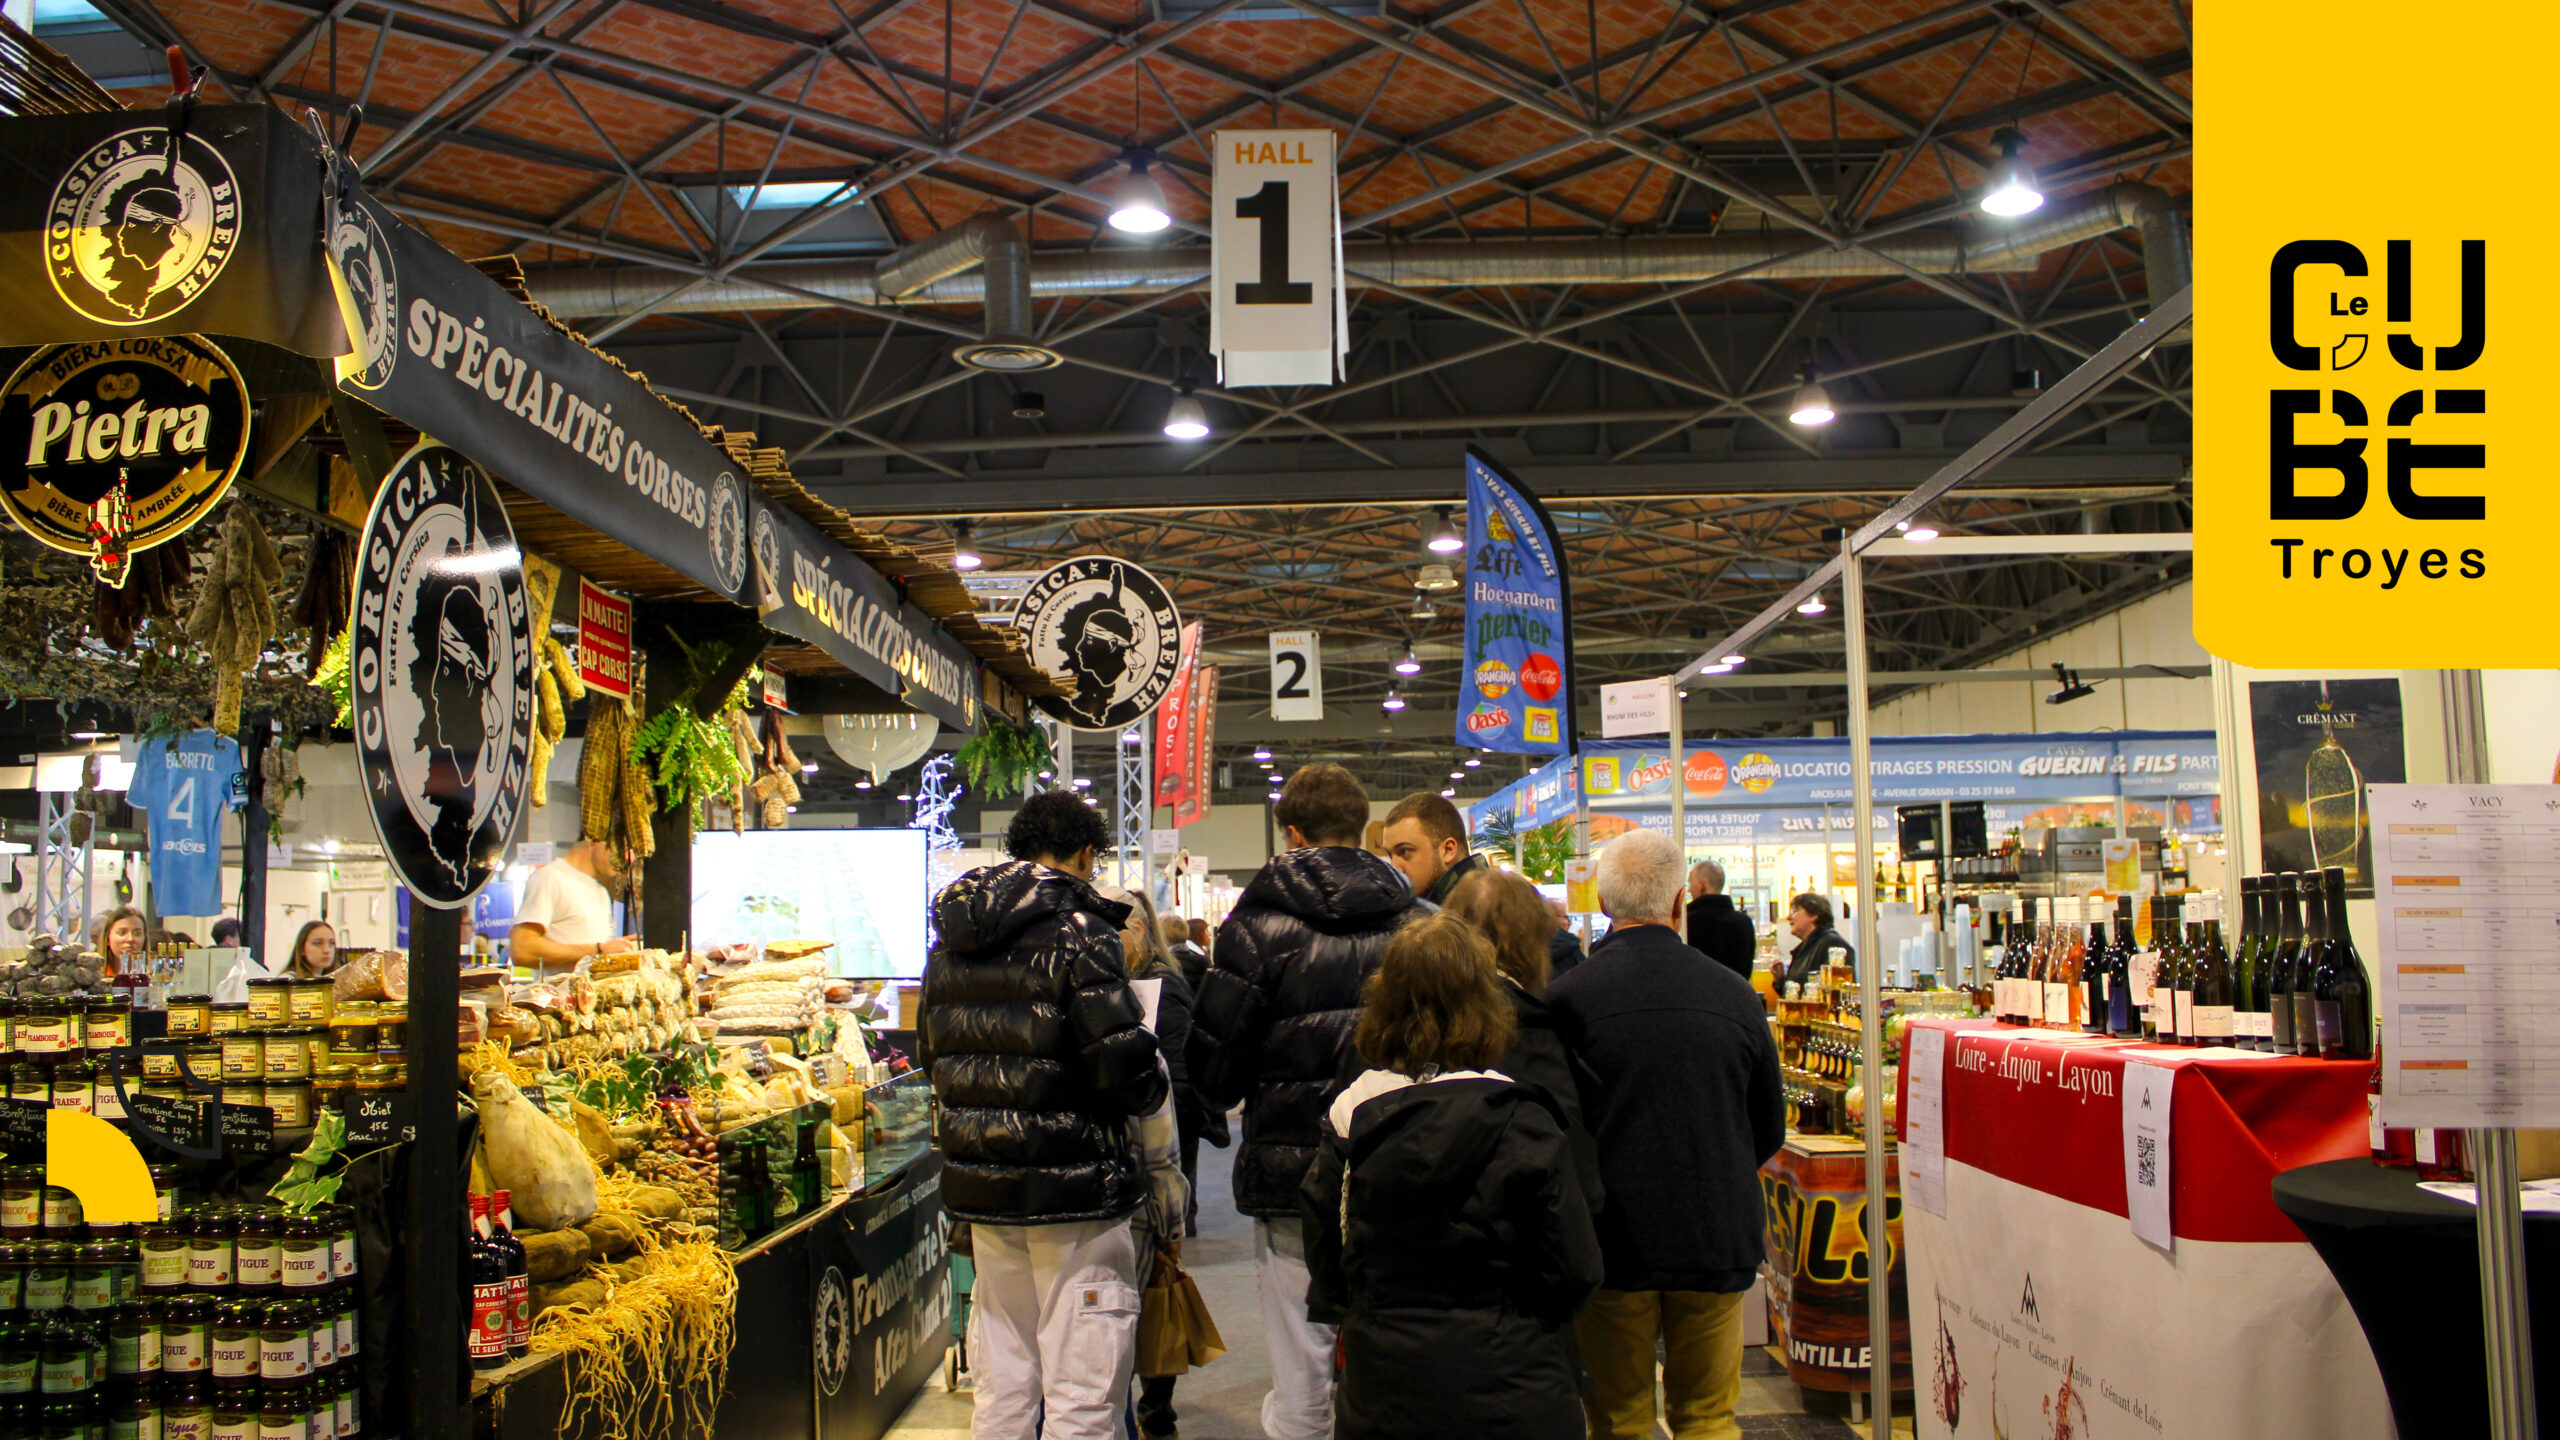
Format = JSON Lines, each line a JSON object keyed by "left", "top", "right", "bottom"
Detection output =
{"left": 949, "top": 519, "right": 983, "bottom": 571}
{"left": 1162, "top": 380, "right": 1209, "bottom": 440}
{"left": 1109, "top": 148, "right": 1172, "bottom": 234}
{"left": 1394, "top": 645, "right": 1422, "bottom": 676}
{"left": 1789, "top": 371, "right": 1836, "bottom": 427}
{"left": 1979, "top": 128, "right": 2044, "bottom": 217}
{"left": 1425, "top": 505, "right": 1464, "bottom": 554}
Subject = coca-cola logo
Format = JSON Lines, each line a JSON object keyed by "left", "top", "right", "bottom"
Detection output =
{"left": 1466, "top": 703, "right": 1513, "bottom": 733}
{"left": 1687, "top": 750, "right": 1728, "bottom": 797}
{"left": 1519, "top": 652, "right": 1563, "bottom": 702}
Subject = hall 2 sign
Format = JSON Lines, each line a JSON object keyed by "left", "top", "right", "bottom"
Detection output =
{"left": 1210, "top": 130, "right": 1346, "bottom": 388}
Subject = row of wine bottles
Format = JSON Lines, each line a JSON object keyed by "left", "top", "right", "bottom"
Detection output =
{"left": 1986, "top": 867, "right": 2373, "bottom": 1060}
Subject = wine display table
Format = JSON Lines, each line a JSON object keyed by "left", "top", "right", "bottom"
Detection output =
{"left": 2273, "top": 1158, "right": 2560, "bottom": 1437}
{"left": 1895, "top": 1019, "right": 2387, "bottom": 1440}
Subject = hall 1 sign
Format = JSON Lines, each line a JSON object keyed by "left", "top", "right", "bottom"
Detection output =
{"left": 1210, "top": 130, "right": 1346, "bottom": 387}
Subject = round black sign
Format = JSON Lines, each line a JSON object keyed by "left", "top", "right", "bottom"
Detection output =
{"left": 813, "top": 1266, "right": 852, "bottom": 1397}
{"left": 0, "top": 335, "right": 248, "bottom": 561}
{"left": 352, "top": 442, "right": 536, "bottom": 909}
{"left": 45, "top": 125, "right": 242, "bottom": 328}
{"left": 1014, "top": 556, "right": 1183, "bottom": 731}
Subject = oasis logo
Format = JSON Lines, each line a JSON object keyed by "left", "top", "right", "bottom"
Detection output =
{"left": 2268, "top": 240, "right": 2487, "bottom": 586}
{"left": 1466, "top": 703, "right": 1513, "bottom": 734}
{"left": 1626, "top": 755, "right": 1674, "bottom": 791}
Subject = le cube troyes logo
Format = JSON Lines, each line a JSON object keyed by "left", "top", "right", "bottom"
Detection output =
{"left": 2193, "top": 6, "right": 2551, "bottom": 668}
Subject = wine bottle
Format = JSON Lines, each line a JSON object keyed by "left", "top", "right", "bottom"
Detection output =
{"left": 2155, "top": 894, "right": 2189, "bottom": 1045}
{"left": 2108, "top": 896, "right": 2140, "bottom": 1037}
{"left": 2291, "top": 872, "right": 2327, "bottom": 1059}
{"left": 2231, "top": 876, "right": 2263, "bottom": 1051}
{"left": 491, "top": 1190, "right": 531, "bottom": 1357}
{"left": 2082, "top": 898, "right": 2111, "bottom": 1035}
{"left": 2190, "top": 892, "right": 2234, "bottom": 1047}
{"left": 467, "top": 1196, "right": 508, "bottom": 1372}
{"left": 1991, "top": 906, "right": 2015, "bottom": 1023}
{"left": 2314, "top": 865, "right": 2373, "bottom": 1060}
{"left": 2247, "top": 873, "right": 2279, "bottom": 1051}
{"left": 2269, "top": 872, "right": 2306, "bottom": 1056}
{"left": 2017, "top": 898, "right": 2043, "bottom": 1026}
{"left": 2042, "top": 899, "right": 2077, "bottom": 1030}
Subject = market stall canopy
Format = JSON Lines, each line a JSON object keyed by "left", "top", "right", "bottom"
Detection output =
{"left": 0, "top": 101, "right": 1060, "bottom": 729}
{"left": 1471, "top": 730, "right": 2221, "bottom": 844}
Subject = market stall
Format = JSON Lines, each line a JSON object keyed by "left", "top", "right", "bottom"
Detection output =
{"left": 1894, "top": 1018, "right": 2384, "bottom": 1439}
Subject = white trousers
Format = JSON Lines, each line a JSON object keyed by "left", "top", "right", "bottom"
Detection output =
{"left": 1254, "top": 1217, "right": 1337, "bottom": 1440}
{"left": 969, "top": 1217, "right": 1144, "bottom": 1440}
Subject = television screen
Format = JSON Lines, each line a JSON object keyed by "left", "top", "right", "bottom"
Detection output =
{"left": 691, "top": 829, "right": 931, "bottom": 978}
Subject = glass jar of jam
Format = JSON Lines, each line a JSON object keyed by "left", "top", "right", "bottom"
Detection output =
{"left": 275, "top": 1222, "right": 327, "bottom": 1294}
{"left": 209, "top": 1385, "right": 256, "bottom": 1440}
{"left": 262, "top": 1084, "right": 312, "bottom": 1131}
{"left": 257, "top": 1379, "right": 307, "bottom": 1440}
{"left": 81, "top": 1002, "right": 131, "bottom": 1054}
{"left": 181, "top": 1042, "right": 220, "bottom": 1089}
{"left": 91, "top": 1059, "right": 136, "bottom": 1124}
{"left": 16, "top": 1001, "right": 73, "bottom": 1057}
{"left": 140, "top": 1042, "right": 184, "bottom": 1085}
{"left": 316, "top": 1210, "right": 354, "bottom": 1285}
{"left": 323, "top": 1009, "right": 373, "bottom": 1059}
{"left": 163, "top": 997, "right": 211, "bottom": 1040}
{"left": 370, "top": 1006, "right": 405, "bottom": 1057}
{"left": 207, "top": 1301, "right": 258, "bottom": 1384}
{"left": 0, "top": 997, "right": 18, "bottom": 1054}
{"left": 285, "top": 984, "right": 331, "bottom": 1029}
{"left": 101, "top": 1240, "right": 138, "bottom": 1299}
{"left": 1, "top": 1170, "right": 40, "bottom": 1239}
{"left": 254, "top": 1300, "right": 308, "bottom": 1383}
{"left": 219, "top": 1083, "right": 262, "bottom": 1113}
{"left": 217, "top": 1036, "right": 263, "bottom": 1084}
{"left": 158, "top": 1296, "right": 210, "bottom": 1377}
{"left": 67, "top": 1245, "right": 118, "bottom": 1311}
{"left": 40, "top": 1183, "right": 82, "bottom": 1236}
{"left": 321, "top": 1286, "right": 355, "bottom": 1363}
{"left": 0, "top": 1240, "right": 25, "bottom": 1309}
{"left": 185, "top": 1213, "right": 233, "bottom": 1292}
{"left": 351, "top": 1068, "right": 400, "bottom": 1105}
{"left": 259, "top": 1040, "right": 309, "bottom": 1086}
{"left": 6, "top": 1059, "right": 49, "bottom": 1107}
{"left": 148, "top": 1168, "right": 178, "bottom": 1227}
{"left": 137, "top": 1227, "right": 186, "bottom": 1294}
{"left": 22, "top": 1243, "right": 70, "bottom": 1311}
{"left": 107, "top": 1300, "right": 159, "bottom": 1378}
{"left": 243, "top": 982, "right": 290, "bottom": 1033}
{"left": 163, "top": 1379, "right": 211, "bottom": 1440}
{"left": 207, "top": 1005, "right": 247, "bottom": 1036}
{"left": 233, "top": 1211, "right": 277, "bottom": 1298}
{"left": 48, "top": 1057, "right": 93, "bottom": 1115}
{"left": 110, "top": 1376, "right": 162, "bottom": 1439}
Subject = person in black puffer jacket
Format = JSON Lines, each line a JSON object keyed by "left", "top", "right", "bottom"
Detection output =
{"left": 1190, "top": 763, "right": 1419, "bottom": 1440}
{"left": 921, "top": 792, "right": 1166, "bottom": 1440}
{"left": 1301, "top": 910, "right": 1601, "bottom": 1440}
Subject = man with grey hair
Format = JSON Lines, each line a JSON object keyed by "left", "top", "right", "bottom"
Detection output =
{"left": 1684, "top": 859, "right": 1758, "bottom": 982}
{"left": 1547, "top": 829, "right": 1785, "bottom": 1440}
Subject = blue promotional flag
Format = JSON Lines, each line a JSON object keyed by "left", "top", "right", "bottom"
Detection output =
{"left": 1456, "top": 448, "right": 1573, "bottom": 756}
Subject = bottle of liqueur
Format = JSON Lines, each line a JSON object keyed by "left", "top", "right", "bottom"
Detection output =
{"left": 2109, "top": 896, "right": 2141, "bottom": 1037}
{"left": 2231, "top": 876, "right": 2264, "bottom": 1051}
{"left": 2291, "top": 872, "right": 2328, "bottom": 1059}
{"left": 2269, "top": 872, "right": 2307, "bottom": 1056}
{"left": 2314, "top": 865, "right": 2374, "bottom": 1060}
{"left": 2082, "top": 899, "right": 2112, "bottom": 1036}
{"left": 2189, "top": 892, "right": 2235, "bottom": 1047}
{"left": 466, "top": 1196, "right": 508, "bottom": 1373}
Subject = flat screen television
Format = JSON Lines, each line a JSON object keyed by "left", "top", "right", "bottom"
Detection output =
{"left": 691, "top": 829, "right": 929, "bottom": 978}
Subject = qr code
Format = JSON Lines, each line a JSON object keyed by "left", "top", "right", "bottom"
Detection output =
{"left": 2135, "top": 1133, "right": 2158, "bottom": 1188}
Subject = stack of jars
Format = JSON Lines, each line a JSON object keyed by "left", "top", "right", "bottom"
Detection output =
{"left": 0, "top": 994, "right": 142, "bottom": 1125}
{"left": 146, "top": 981, "right": 389, "bottom": 1134}
{"left": 0, "top": 1183, "right": 364, "bottom": 1439}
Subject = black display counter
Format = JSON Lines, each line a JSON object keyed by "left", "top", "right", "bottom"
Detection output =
{"left": 2272, "top": 1158, "right": 2560, "bottom": 1438}
{"left": 479, "top": 1146, "right": 950, "bottom": 1440}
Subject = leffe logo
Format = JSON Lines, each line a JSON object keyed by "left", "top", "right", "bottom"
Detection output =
{"left": 47, "top": 125, "right": 242, "bottom": 327}
{"left": 350, "top": 442, "right": 534, "bottom": 908}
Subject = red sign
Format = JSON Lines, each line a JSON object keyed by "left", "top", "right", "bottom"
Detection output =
{"left": 576, "top": 579, "right": 633, "bottom": 700}
{"left": 1686, "top": 750, "right": 1728, "bottom": 798}
{"left": 1518, "top": 652, "right": 1563, "bottom": 702}
{"left": 1177, "top": 667, "right": 1215, "bottom": 827}
{"left": 1154, "top": 621, "right": 1203, "bottom": 807}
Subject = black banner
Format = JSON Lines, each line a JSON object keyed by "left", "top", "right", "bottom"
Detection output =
{"left": 813, "top": 1152, "right": 950, "bottom": 1440}
{"left": 0, "top": 107, "right": 344, "bottom": 357}
{"left": 751, "top": 497, "right": 978, "bottom": 730}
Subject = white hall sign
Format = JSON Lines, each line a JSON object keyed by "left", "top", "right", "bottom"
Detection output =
{"left": 1210, "top": 129, "right": 1347, "bottom": 387}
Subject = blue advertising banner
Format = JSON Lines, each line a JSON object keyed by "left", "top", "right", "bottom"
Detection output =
{"left": 1473, "top": 731, "right": 2222, "bottom": 834}
{"left": 1456, "top": 449, "right": 1571, "bottom": 755}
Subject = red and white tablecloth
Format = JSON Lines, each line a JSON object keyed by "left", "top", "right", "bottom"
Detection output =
{"left": 1895, "top": 1019, "right": 2392, "bottom": 1440}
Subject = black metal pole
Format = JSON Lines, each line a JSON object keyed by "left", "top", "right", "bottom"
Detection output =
{"left": 405, "top": 897, "right": 466, "bottom": 1440}
{"left": 238, "top": 720, "right": 268, "bottom": 960}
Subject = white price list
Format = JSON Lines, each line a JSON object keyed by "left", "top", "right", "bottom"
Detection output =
{"left": 2374, "top": 783, "right": 2560, "bottom": 1128}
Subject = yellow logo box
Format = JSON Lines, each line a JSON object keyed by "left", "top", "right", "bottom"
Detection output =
{"left": 2193, "top": 4, "right": 2548, "bottom": 667}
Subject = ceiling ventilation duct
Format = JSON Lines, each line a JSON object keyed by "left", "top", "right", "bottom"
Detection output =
{"left": 871, "top": 214, "right": 1059, "bottom": 372}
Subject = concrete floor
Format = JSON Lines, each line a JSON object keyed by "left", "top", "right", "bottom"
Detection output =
{"left": 888, "top": 1137, "right": 1911, "bottom": 1440}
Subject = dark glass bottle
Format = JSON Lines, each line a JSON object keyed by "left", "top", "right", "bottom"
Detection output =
{"left": 2189, "top": 893, "right": 2234, "bottom": 1046}
{"left": 2269, "top": 872, "right": 2307, "bottom": 1055}
{"left": 489, "top": 1192, "right": 528, "bottom": 1358}
{"left": 2291, "top": 872, "right": 2327, "bottom": 1058}
{"left": 2082, "top": 899, "right": 2111, "bottom": 1035}
{"left": 2155, "top": 894, "right": 2189, "bottom": 1044}
{"left": 2241, "top": 874, "right": 2274, "bottom": 1051}
{"left": 2232, "top": 876, "right": 2264, "bottom": 1050}
{"left": 2314, "top": 866, "right": 2373, "bottom": 1060}
{"left": 2107, "top": 897, "right": 2139, "bottom": 1036}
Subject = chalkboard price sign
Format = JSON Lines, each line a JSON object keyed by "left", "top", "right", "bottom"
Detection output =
{"left": 218, "top": 1103, "right": 275, "bottom": 1157}
{"left": 0, "top": 1099, "right": 44, "bottom": 1158}
{"left": 126, "top": 1093, "right": 214, "bottom": 1157}
{"left": 346, "top": 1090, "right": 413, "bottom": 1147}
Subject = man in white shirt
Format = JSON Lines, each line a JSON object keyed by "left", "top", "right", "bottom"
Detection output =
{"left": 508, "top": 840, "right": 638, "bottom": 965}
